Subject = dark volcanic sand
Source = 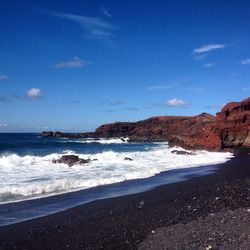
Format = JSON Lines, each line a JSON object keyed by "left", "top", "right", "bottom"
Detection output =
{"left": 0, "top": 148, "right": 249, "bottom": 250}
{"left": 139, "top": 208, "right": 250, "bottom": 250}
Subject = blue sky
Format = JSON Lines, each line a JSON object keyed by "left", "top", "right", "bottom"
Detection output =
{"left": 1, "top": 0, "right": 250, "bottom": 132}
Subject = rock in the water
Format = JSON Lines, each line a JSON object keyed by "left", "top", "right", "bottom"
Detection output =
{"left": 53, "top": 155, "right": 91, "bottom": 167}
{"left": 124, "top": 157, "right": 133, "bottom": 161}
{"left": 171, "top": 150, "right": 195, "bottom": 155}
{"left": 41, "top": 131, "right": 54, "bottom": 137}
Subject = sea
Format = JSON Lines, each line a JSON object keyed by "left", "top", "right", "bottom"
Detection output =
{"left": 0, "top": 133, "right": 233, "bottom": 226}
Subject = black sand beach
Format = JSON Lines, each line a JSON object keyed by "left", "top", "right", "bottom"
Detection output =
{"left": 0, "top": 148, "right": 249, "bottom": 250}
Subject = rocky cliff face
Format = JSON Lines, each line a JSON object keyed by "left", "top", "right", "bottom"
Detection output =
{"left": 42, "top": 97, "right": 250, "bottom": 151}
{"left": 95, "top": 113, "right": 221, "bottom": 150}
{"left": 216, "top": 97, "right": 250, "bottom": 148}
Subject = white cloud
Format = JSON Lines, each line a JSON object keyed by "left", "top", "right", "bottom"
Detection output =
{"left": 204, "top": 63, "right": 216, "bottom": 68}
{"left": 151, "top": 98, "right": 190, "bottom": 108}
{"left": 49, "top": 11, "right": 116, "bottom": 41}
{"left": 0, "top": 75, "right": 8, "bottom": 81}
{"left": 26, "top": 88, "right": 43, "bottom": 100}
{"left": 193, "top": 44, "right": 225, "bottom": 54}
{"left": 53, "top": 57, "right": 91, "bottom": 69}
{"left": 166, "top": 98, "right": 189, "bottom": 107}
{"left": 241, "top": 58, "right": 250, "bottom": 65}
{"left": 99, "top": 7, "right": 112, "bottom": 18}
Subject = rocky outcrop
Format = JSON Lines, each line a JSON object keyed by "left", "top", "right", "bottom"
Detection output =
{"left": 41, "top": 131, "right": 95, "bottom": 138}
{"left": 95, "top": 113, "right": 221, "bottom": 150}
{"left": 52, "top": 155, "right": 91, "bottom": 167}
{"left": 41, "top": 131, "right": 54, "bottom": 137}
{"left": 216, "top": 97, "right": 250, "bottom": 148}
{"left": 42, "top": 97, "right": 250, "bottom": 151}
{"left": 171, "top": 150, "right": 195, "bottom": 155}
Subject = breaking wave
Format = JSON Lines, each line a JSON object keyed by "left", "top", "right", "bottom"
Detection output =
{"left": 0, "top": 144, "right": 233, "bottom": 204}
{"left": 60, "top": 137, "right": 129, "bottom": 144}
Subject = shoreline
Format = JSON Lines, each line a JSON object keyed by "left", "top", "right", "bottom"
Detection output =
{"left": 0, "top": 153, "right": 229, "bottom": 226}
{"left": 0, "top": 148, "right": 249, "bottom": 249}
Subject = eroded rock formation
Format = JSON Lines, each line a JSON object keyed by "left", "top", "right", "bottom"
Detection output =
{"left": 217, "top": 97, "right": 250, "bottom": 148}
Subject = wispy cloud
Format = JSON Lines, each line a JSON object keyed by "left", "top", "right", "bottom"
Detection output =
{"left": 99, "top": 7, "right": 112, "bottom": 18}
{"left": 203, "top": 63, "right": 216, "bottom": 68}
{"left": 48, "top": 11, "right": 116, "bottom": 41}
{"left": 193, "top": 43, "right": 225, "bottom": 54}
{"left": 26, "top": 88, "right": 43, "bottom": 100}
{"left": 0, "top": 75, "right": 8, "bottom": 81}
{"left": 146, "top": 83, "right": 178, "bottom": 91}
{"left": 53, "top": 57, "right": 91, "bottom": 69}
{"left": 241, "top": 58, "right": 250, "bottom": 65}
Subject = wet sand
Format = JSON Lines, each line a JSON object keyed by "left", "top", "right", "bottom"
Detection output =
{"left": 0, "top": 148, "right": 249, "bottom": 250}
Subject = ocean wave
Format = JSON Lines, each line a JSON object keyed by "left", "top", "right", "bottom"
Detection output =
{"left": 60, "top": 137, "right": 129, "bottom": 144}
{"left": 0, "top": 145, "right": 233, "bottom": 204}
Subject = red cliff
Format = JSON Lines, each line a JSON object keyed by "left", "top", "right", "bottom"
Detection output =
{"left": 216, "top": 97, "right": 250, "bottom": 148}
{"left": 94, "top": 97, "right": 250, "bottom": 150}
{"left": 42, "top": 97, "right": 250, "bottom": 151}
{"left": 95, "top": 113, "right": 220, "bottom": 150}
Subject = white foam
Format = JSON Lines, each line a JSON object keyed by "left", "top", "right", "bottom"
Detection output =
{"left": 62, "top": 137, "right": 129, "bottom": 144}
{"left": 0, "top": 145, "right": 233, "bottom": 204}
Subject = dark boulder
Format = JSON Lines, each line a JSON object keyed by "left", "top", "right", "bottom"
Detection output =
{"left": 41, "top": 131, "right": 54, "bottom": 137}
{"left": 52, "top": 155, "right": 91, "bottom": 167}
{"left": 124, "top": 157, "right": 133, "bottom": 161}
{"left": 171, "top": 150, "right": 195, "bottom": 155}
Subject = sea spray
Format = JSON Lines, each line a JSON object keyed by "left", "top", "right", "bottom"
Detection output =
{"left": 0, "top": 140, "right": 233, "bottom": 204}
